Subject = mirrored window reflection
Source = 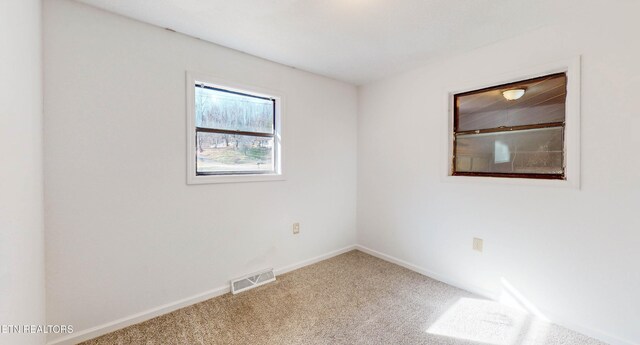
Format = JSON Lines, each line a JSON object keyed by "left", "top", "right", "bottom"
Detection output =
{"left": 453, "top": 73, "right": 567, "bottom": 179}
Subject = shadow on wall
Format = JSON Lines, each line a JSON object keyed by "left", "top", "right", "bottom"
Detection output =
{"left": 426, "top": 278, "right": 551, "bottom": 345}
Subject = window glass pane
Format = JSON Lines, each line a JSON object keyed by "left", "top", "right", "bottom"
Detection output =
{"left": 195, "top": 85, "right": 274, "bottom": 134}
{"left": 455, "top": 127, "right": 563, "bottom": 175}
{"left": 456, "top": 73, "right": 566, "bottom": 132}
{"left": 196, "top": 132, "right": 274, "bottom": 174}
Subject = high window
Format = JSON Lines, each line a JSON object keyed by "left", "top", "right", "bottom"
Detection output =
{"left": 453, "top": 73, "right": 567, "bottom": 180}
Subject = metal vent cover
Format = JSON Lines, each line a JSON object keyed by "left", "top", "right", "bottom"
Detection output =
{"left": 231, "top": 268, "right": 276, "bottom": 294}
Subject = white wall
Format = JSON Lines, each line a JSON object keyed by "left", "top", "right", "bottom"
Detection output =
{"left": 358, "top": 2, "right": 640, "bottom": 345}
{"left": 0, "top": 0, "right": 46, "bottom": 345}
{"left": 43, "top": 0, "right": 357, "bottom": 343}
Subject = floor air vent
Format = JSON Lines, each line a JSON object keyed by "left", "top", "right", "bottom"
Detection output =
{"left": 231, "top": 268, "right": 276, "bottom": 294}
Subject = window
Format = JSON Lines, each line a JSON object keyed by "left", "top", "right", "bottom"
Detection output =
{"left": 187, "top": 73, "right": 283, "bottom": 184}
{"left": 452, "top": 73, "right": 567, "bottom": 180}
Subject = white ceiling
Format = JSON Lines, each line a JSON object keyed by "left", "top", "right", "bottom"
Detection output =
{"left": 75, "top": 0, "right": 579, "bottom": 85}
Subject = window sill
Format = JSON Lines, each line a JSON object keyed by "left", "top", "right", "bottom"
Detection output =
{"left": 442, "top": 174, "right": 579, "bottom": 189}
{"left": 187, "top": 173, "right": 285, "bottom": 185}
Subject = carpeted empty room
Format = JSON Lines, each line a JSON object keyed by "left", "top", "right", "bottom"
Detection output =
{"left": 3, "top": 1, "right": 640, "bottom": 345}
{"left": 81, "top": 251, "right": 605, "bottom": 345}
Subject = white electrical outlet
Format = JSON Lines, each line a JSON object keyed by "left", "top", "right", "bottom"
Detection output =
{"left": 473, "top": 238, "right": 483, "bottom": 252}
{"left": 293, "top": 223, "right": 300, "bottom": 234}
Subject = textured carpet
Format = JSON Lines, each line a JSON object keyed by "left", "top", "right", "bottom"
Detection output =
{"left": 81, "top": 250, "right": 606, "bottom": 345}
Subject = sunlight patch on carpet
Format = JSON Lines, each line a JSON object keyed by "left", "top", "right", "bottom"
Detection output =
{"left": 426, "top": 297, "right": 528, "bottom": 345}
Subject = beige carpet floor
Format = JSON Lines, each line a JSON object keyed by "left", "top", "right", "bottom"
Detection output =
{"left": 81, "top": 250, "right": 606, "bottom": 345}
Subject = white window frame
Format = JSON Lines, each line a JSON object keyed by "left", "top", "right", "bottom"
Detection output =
{"left": 442, "top": 56, "right": 581, "bottom": 189}
{"left": 186, "top": 71, "right": 285, "bottom": 184}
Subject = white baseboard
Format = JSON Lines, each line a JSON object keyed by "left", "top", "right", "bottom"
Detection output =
{"left": 47, "top": 244, "right": 356, "bottom": 345}
{"left": 274, "top": 245, "right": 356, "bottom": 276}
{"left": 354, "top": 245, "right": 498, "bottom": 300}
{"left": 47, "top": 244, "right": 636, "bottom": 345}
{"left": 46, "top": 284, "right": 230, "bottom": 345}
{"left": 355, "top": 245, "right": 638, "bottom": 345}
{"left": 537, "top": 309, "right": 638, "bottom": 345}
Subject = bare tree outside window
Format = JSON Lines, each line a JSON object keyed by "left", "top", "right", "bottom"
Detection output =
{"left": 194, "top": 84, "right": 276, "bottom": 175}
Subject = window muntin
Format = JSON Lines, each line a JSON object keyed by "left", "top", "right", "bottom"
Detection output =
{"left": 194, "top": 83, "right": 277, "bottom": 175}
{"left": 453, "top": 73, "right": 567, "bottom": 179}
